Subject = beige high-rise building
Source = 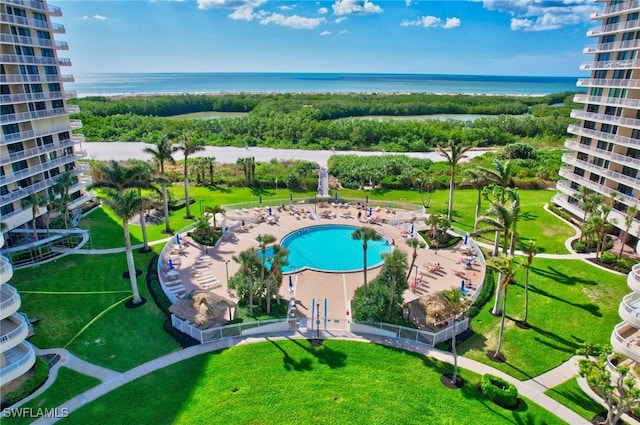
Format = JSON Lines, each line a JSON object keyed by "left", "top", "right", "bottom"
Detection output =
{"left": 1, "top": 0, "right": 89, "bottom": 242}
{"left": 554, "top": 0, "right": 640, "bottom": 247}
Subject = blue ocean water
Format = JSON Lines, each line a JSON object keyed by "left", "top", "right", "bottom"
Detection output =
{"left": 67, "top": 72, "right": 584, "bottom": 97}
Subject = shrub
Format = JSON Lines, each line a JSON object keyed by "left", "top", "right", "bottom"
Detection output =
{"left": 547, "top": 203, "right": 575, "bottom": 223}
{"left": 614, "top": 257, "right": 637, "bottom": 274}
{"left": 1, "top": 356, "right": 50, "bottom": 408}
{"left": 479, "top": 374, "right": 518, "bottom": 408}
{"left": 573, "top": 241, "right": 586, "bottom": 253}
{"left": 599, "top": 252, "right": 617, "bottom": 265}
{"left": 466, "top": 270, "right": 495, "bottom": 318}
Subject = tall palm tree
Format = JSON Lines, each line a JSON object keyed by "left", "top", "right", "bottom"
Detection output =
{"left": 381, "top": 248, "right": 408, "bottom": 320}
{"left": 576, "top": 186, "right": 602, "bottom": 242}
{"left": 439, "top": 287, "right": 468, "bottom": 386}
{"left": 205, "top": 156, "right": 216, "bottom": 186}
{"left": 267, "top": 244, "right": 289, "bottom": 311}
{"left": 20, "top": 192, "right": 47, "bottom": 241}
{"left": 53, "top": 171, "right": 74, "bottom": 229}
{"left": 478, "top": 159, "right": 514, "bottom": 204}
{"left": 351, "top": 226, "right": 382, "bottom": 297}
{"left": 405, "top": 237, "right": 426, "bottom": 280}
{"left": 233, "top": 248, "right": 261, "bottom": 316}
{"left": 485, "top": 255, "right": 521, "bottom": 360}
{"left": 437, "top": 139, "right": 472, "bottom": 221}
{"left": 255, "top": 233, "right": 277, "bottom": 307}
{"left": 619, "top": 205, "right": 638, "bottom": 259}
{"left": 521, "top": 240, "right": 537, "bottom": 326}
{"left": 462, "top": 168, "right": 489, "bottom": 232}
{"left": 143, "top": 135, "right": 178, "bottom": 234}
{"left": 176, "top": 133, "right": 205, "bottom": 218}
{"left": 507, "top": 188, "right": 521, "bottom": 256}
{"left": 102, "top": 189, "right": 149, "bottom": 305}
{"left": 204, "top": 205, "right": 225, "bottom": 228}
{"left": 474, "top": 200, "right": 514, "bottom": 256}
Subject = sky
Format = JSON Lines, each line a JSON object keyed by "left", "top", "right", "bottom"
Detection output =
{"left": 54, "top": 0, "right": 603, "bottom": 76}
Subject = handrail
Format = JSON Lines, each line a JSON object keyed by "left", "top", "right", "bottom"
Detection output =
{"left": 0, "top": 316, "right": 28, "bottom": 343}
{"left": 0, "top": 284, "right": 19, "bottom": 311}
{"left": 0, "top": 342, "right": 35, "bottom": 377}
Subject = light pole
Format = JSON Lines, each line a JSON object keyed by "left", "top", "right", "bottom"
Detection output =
{"left": 275, "top": 177, "right": 278, "bottom": 202}
{"left": 225, "top": 260, "right": 230, "bottom": 285}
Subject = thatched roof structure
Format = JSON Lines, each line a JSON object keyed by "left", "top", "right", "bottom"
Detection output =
{"left": 170, "top": 290, "right": 236, "bottom": 329}
{"left": 405, "top": 294, "right": 452, "bottom": 329}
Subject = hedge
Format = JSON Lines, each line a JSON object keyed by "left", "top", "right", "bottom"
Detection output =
{"left": 0, "top": 356, "right": 50, "bottom": 408}
{"left": 466, "top": 269, "right": 495, "bottom": 318}
{"left": 479, "top": 374, "right": 518, "bottom": 408}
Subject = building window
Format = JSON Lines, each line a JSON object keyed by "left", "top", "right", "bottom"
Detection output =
{"left": 578, "top": 152, "right": 589, "bottom": 161}
{"left": 622, "top": 166, "right": 638, "bottom": 179}
{"left": 44, "top": 66, "right": 58, "bottom": 75}
{"left": 618, "top": 183, "right": 634, "bottom": 196}
{"left": 606, "top": 16, "right": 620, "bottom": 25}
{"left": 587, "top": 104, "right": 599, "bottom": 113}
{"left": 7, "top": 142, "right": 24, "bottom": 154}
{"left": 591, "top": 87, "right": 603, "bottom": 96}
{"left": 41, "top": 48, "right": 55, "bottom": 58}
{"left": 589, "top": 172, "right": 601, "bottom": 183}
{"left": 580, "top": 137, "right": 592, "bottom": 146}
{"left": 575, "top": 167, "right": 585, "bottom": 177}
{"left": 584, "top": 121, "right": 596, "bottom": 130}
{"left": 603, "top": 34, "right": 616, "bottom": 43}
{"left": 627, "top": 147, "right": 640, "bottom": 158}
{"left": 593, "top": 157, "right": 604, "bottom": 167}
{"left": 594, "top": 70, "right": 608, "bottom": 79}
{"left": 597, "top": 52, "right": 611, "bottom": 61}
{"left": 2, "top": 124, "right": 20, "bottom": 136}
{"left": 12, "top": 160, "right": 28, "bottom": 173}
{"left": 628, "top": 12, "right": 639, "bottom": 22}
{"left": 1, "top": 205, "right": 15, "bottom": 216}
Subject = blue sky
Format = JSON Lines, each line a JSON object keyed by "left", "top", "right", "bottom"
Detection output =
{"left": 55, "top": 0, "right": 601, "bottom": 76}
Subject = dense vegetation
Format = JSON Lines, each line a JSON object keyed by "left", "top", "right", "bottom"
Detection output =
{"left": 70, "top": 92, "right": 579, "bottom": 152}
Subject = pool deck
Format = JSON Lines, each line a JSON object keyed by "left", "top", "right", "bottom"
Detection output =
{"left": 162, "top": 206, "right": 483, "bottom": 322}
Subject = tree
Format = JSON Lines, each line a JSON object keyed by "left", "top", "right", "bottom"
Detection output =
{"left": 579, "top": 346, "right": 640, "bottom": 425}
{"left": 381, "top": 248, "right": 408, "bottom": 320}
{"left": 255, "top": 233, "right": 277, "bottom": 308}
{"left": 521, "top": 239, "right": 537, "bottom": 326}
{"left": 143, "top": 135, "right": 178, "bottom": 234}
{"left": 576, "top": 186, "right": 603, "bottom": 242}
{"left": 405, "top": 237, "right": 426, "bottom": 280}
{"left": 507, "top": 188, "right": 520, "bottom": 256}
{"left": 485, "top": 255, "right": 521, "bottom": 360}
{"left": 204, "top": 156, "right": 216, "bottom": 186}
{"left": 204, "top": 205, "right": 225, "bottom": 228}
{"left": 176, "top": 133, "right": 205, "bottom": 219}
{"left": 20, "top": 192, "right": 47, "bottom": 241}
{"left": 618, "top": 205, "right": 638, "bottom": 260}
{"left": 232, "top": 248, "right": 261, "bottom": 316}
{"left": 102, "top": 189, "right": 148, "bottom": 304}
{"left": 474, "top": 200, "right": 513, "bottom": 257}
{"left": 462, "top": 168, "right": 489, "bottom": 232}
{"left": 437, "top": 139, "right": 472, "bottom": 221}
{"left": 478, "top": 159, "right": 515, "bottom": 204}
{"left": 237, "top": 157, "right": 256, "bottom": 187}
{"left": 439, "top": 287, "right": 468, "bottom": 386}
{"left": 416, "top": 174, "right": 434, "bottom": 209}
{"left": 52, "top": 171, "right": 74, "bottom": 229}
{"left": 267, "top": 244, "right": 289, "bottom": 311}
{"left": 351, "top": 226, "right": 382, "bottom": 297}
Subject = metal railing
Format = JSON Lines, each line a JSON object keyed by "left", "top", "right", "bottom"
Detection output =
{"left": 0, "top": 342, "right": 35, "bottom": 378}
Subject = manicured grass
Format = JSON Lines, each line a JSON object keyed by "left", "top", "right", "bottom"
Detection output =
{"left": 12, "top": 251, "right": 181, "bottom": 371}
{"left": 67, "top": 340, "right": 565, "bottom": 424}
{"left": 458, "top": 258, "right": 628, "bottom": 380}
{"left": 544, "top": 378, "right": 603, "bottom": 422}
{"left": 4, "top": 368, "right": 101, "bottom": 425}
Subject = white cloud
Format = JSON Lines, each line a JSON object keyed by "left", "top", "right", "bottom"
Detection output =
{"left": 335, "top": 17, "right": 347, "bottom": 23}
{"left": 320, "top": 30, "right": 331, "bottom": 36}
{"left": 259, "top": 13, "right": 327, "bottom": 29}
{"left": 318, "top": 7, "right": 328, "bottom": 14}
{"left": 94, "top": 14, "right": 107, "bottom": 20}
{"left": 443, "top": 17, "right": 460, "bottom": 29}
{"left": 480, "top": 0, "right": 598, "bottom": 31}
{"left": 332, "top": 0, "right": 383, "bottom": 16}
{"left": 197, "top": 0, "right": 263, "bottom": 9}
{"left": 229, "top": 5, "right": 257, "bottom": 20}
{"left": 401, "top": 15, "right": 461, "bottom": 29}
{"left": 405, "top": 0, "right": 412, "bottom": 5}
{"left": 339, "top": 29, "right": 350, "bottom": 35}
{"left": 279, "top": 5, "right": 293, "bottom": 10}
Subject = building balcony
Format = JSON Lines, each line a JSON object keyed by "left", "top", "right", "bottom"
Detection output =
{"left": 0, "top": 123, "right": 73, "bottom": 146}
{"left": 0, "top": 138, "right": 74, "bottom": 165}
{"left": 0, "top": 33, "right": 68, "bottom": 50}
{"left": 583, "top": 38, "right": 640, "bottom": 54}
{"left": 612, "top": 322, "right": 640, "bottom": 364}
{"left": 570, "top": 110, "right": 640, "bottom": 128}
{"left": 68, "top": 191, "right": 95, "bottom": 211}
{"left": 67, "top": 105, "right": 80, "bottom": 114}
{"left": 577, "top": 78, "right": 640, "bottom": 89}
{"left": 69, "top": 119, "right": 82, "bottom": 129}
{"left": 591, "top": 1, "right": 640, "bottom": 19}
{"left": 72, "top": 134, "right": 85, "bottom": 144}
{"left": 604, "top": 168, "right": 640, "bottom": 191}
{"left": 0, "top": 314, "right": 29, "bottom": 352}
{"left": 0, "top": 255, "right": 14, "bottom": 287}
{"left": 564, "top": 139, "right": 640, "bottom": 169}
{"left": 555, "top": 180, "right": 580, "bottom": 198}
{"left": 0, "top": 284, "right": 20, "bottom": 319}
{"left": 620, "top": 292, "right": 640, "bottom": 329}
{"left": 580, "top": 58, "right": 640, "bottom": 71}
{"left": 588, "top": 20, "right": 640, "bottom": 37}
{"left": 573, "top": 94, "right": 640, "bottom": 109}
{"left": 1, "top": 174, "right": 63, "bottom": 207}
{"left": 0, "top": 54, "right": 70, "bottom": 67}
{"left": 561, "top": 154, "right": 608, "bottom": 176}
{"left": 0, "top": 107, "right": 69, "bottom": 126}
{"left": 0, "top": 90, "right": 66, "bottom": 105}
{"left": 0, "top": 13, "right": 65, "bottom": 32}
{"left": 0, "top": 73, "right": 74, "bottom": 85}
{"left": 552, "top": 193, "right": 584, "bottom": 219}
{"left": 0, "top": 154, "right": 79, "bottom": 187}
{"left": 4, "top": 0, "right": 62, "bottom": 15}
{"left": 567, "top": 124, "right": 640, "bottom": 150}
{"left": 558, "top": 167, "right": 640, "bottom": 209}
{"left": 0, "top": 342, "right": 36, "bottom": 386}
{"left": 628, "top": 264, "right": 640, "bottom": 293}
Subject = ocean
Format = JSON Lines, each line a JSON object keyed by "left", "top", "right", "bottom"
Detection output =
{"left": 67, "top": 72, "right": 584, "bottom": 97}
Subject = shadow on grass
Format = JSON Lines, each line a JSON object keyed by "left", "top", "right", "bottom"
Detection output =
{"left": 525, "top": 283, "right": 601, "bottom": 317}
{"left": 546, "top": 380, "right": 602, "bottom": 419}
{"left": 519, "top": 211, "right": 538, "bottom": 222}
{"left": 530, "top": 265, "right": 598, "bottom": 287}
{"left": 289, "top": 338, "right": 347, "bottom": 369}
{"left": 268, "top": 339, "right": 314, "bottom": 371}
{"left": 205, "top": 185, "right": 232, "bottom": 194}
{"left": 250, "top": 188, "right": 274, "bottom": 197}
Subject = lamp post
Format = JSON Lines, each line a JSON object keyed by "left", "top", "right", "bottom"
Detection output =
{"left": 275, "top": 177, "right": 278, "bottom": 203}
{"left": 225, "top": 260, "right": 230, "bottom": 285}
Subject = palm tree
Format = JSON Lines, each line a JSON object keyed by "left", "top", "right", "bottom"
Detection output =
{"left": 485, "top": 255, "right": 521, "bottom": 361}
{"left": 478, "top": 159, "right": 515, "bottom": 204}
{"left": 176, "top": 133, "right": 205, "bottom": 218}
{"left": 507, "top": 188, "right": 520, "bottom": 256}
{"left": 102, "top": 189, "right": 148, "bottom": 304}
{"left": 521, "top": 240, "right": 537, "bottom": 326}
{"left": 205, "top": 156, "right": 216, "bottom": 186}
{"left": 351, "top": 226, "right": 382, "bottom": 297}
{"left": 53, "top": 171, "right": 74, "bottom": 229}
{"left": 143, "top": 135, "right": 178, "bottom": 234}
{"left": 381, "top": 248, "right": 408, "bottom": 320}
{"left": 255, "top": 233, "right": 277, "bottom": 307}
{"left": 619, "top": 205, "right": 638, "bottom": 259}
{"left": 437, "top": 139, "right": 472, "bottom": 221}
{"left": 405, "top": 237, "right": 426, "bottom": 280}
{"left": 233, "top": 248, "right": 261, "bottom": 316}
{"left": 267, "top": 244, "right": 289, "bottom": 311}
{"left": 204, "top": 205, "right": 225, "bottom": 228}
{"left": 462, "top": 168, "right": 489, "bottom": 232}
{"left": 20, "top": 192, "right": 48, "bottom": 241}
{"left": 474, "top": 200, "right": 514, "bottom": 256}
{"left": 576, "top": 186, "right": 602, "bottom": 242}
{"left": 439, "top": 287, "right": 468, "bottom": 386}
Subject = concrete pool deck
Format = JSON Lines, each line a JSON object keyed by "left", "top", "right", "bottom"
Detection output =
{"left": 162, "top": 207, "right": 483, "bottom": 323}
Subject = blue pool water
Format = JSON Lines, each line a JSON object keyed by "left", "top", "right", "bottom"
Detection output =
{"left": 262, "top": 225, "right": 392, "bottom": 273}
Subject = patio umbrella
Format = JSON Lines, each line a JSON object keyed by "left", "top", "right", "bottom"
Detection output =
{"left": 464, "top": 234, "right": 468, "bottom": 245}
{"left": 290, "top": 193, "right": 293, "bottom": 202}
{"left": 461, "top": 280, "right": 465, "bottom": 290}
{"left": 269, "top": 206, "right": 272, "bottom": 216}
{"left": 410, "top": 223, "right": 415, "bottom": 236}
{"left": 334, "top": 192, "right": 338, "bottom": 202}
{"left": 169, "top": 259, "right": 174, "bottom": 270}
{"left": 176, "top": 233, "right": 180, "bottom": 245}
{"left": 289, "top": 275, "right": 293, "bottom": 290}
{"left": 369, "top": 207, "right": 373, "bottom": 217}
{"left": 365, "top": 195, "right": 369, "bottom": 207}
{"left": 259, "top": 195, "right": 262, "bottom": 205}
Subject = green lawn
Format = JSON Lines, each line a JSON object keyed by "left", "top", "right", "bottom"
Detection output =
{"left": 12, "top": 251, "right": 181, "bottom": 371}
{"left": 544, "top": 378, "right": 604, "bottom": 422}
{"left": 3, "top": 368, "right": 101, "bottom": 425}
{"left": 459, "top": 258, "right": 628, "bottom": 380}
{"left": 67, "top": 340, "right": 565, "bottom": 425}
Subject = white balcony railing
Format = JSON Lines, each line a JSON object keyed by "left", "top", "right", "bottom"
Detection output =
{"left": 612, "top": 322, "right": 640, "bottom": 363}
{"left": 0, "top": 73, "right": 73, "bottom": 84}
{"left": 558, "top": 167, "right": 640, "bottom": 209}
{"left": 0, "top": 123, "right": 73, "bottom": 146}
{"left": 577, "top": 78, "right": 640, "bottom": 88}
{"left": 620, "top": 292, "right": 640, "bottom": 328}
{"left": 567, "top": 125, "right": 640, "bottom": 149}
{"left": 583, "top": 37, "right": 640, "bottom": 54}
{"left": 0, "top": 284, "right": 20, "bottom": 317}
{"left": 573, "top": 94, "right": 640, "bottom": 109}
{"left": 570, "top": 110, "right": 640, "bottom": 128}
{"left": 0, "top": 154, "right": 79, "bottom": 186}
{"left": 0, "top": 256, "right": 14, "bottom": 286}
{"left": 0, "top": 138, "right": 74, "bottom": 165}
{"left": 591, "top": 1, "right": 640, "bottom": 19}
{"left": 0, "top": 314, "right": 29, "bottom": 350}
{"left": 0, "top": 342, "right": 36, "bottom": 384}
{"left": 588, "top": 20, "right": 640, "bottom": 37}
{"left": 0, "top": 90, "right": 66, "bottom": 105}
{"left": 564, "top": 139, "right": 640, "bottom": 169}
{"left": 0, "top": 107, "right": 70, "bottom": 125}
{"left": 580, "top": 58, "right": 640, "bottom": 71}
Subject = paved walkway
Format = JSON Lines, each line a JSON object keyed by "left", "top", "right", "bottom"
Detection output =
{"left": 25, "top": 331, "right": 593, "bottom": 425}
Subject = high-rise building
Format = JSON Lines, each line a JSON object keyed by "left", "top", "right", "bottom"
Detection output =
{"left": 1, "top": 0, "right": 89, "bottom": 240}
{"left": 554, "top": 0, "right": 640, "bottom": 247}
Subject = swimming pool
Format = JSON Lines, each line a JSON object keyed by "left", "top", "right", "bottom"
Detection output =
{"left": 263, "top": 225, "right": 392, "bottom": 273}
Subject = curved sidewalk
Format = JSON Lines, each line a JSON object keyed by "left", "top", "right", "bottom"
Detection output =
{"left": 29, "top": 331, "right": 592, "bottom": 425}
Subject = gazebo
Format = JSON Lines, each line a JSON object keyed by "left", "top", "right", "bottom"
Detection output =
{"left": 170, "top": 290, "right": 237, "bottom": 329}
